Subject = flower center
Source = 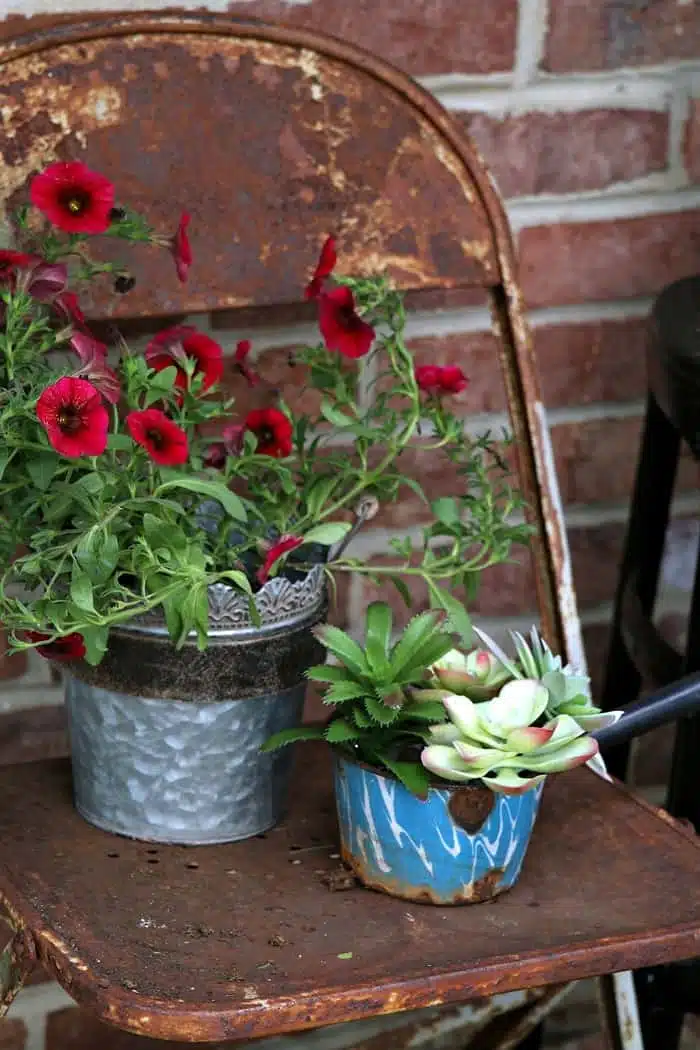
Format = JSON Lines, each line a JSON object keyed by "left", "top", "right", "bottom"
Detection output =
{"left": 60, "top": 188, "right": 90, "bottom": 216}
{"left": 57, "top": 405, "right": 84, "bottom": 434}
{"left": 146, "top": 428, "right": 165, "bottom": 450}
{"left": 257, "top": 427, "right": 274, "bottom": 446}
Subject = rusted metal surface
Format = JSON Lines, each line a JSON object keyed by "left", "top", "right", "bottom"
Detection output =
{"left": 0, "top": 745, "right": 699, "bottom": 1043}
{"left": 0, "top": 13, "right": 499, "bottom": 321}
{"left": 0, "top": 918, "right": 36, "bottom": 1017}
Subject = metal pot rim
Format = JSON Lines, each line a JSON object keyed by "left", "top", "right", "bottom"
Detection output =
{"left": 122, "top": 565, "right": 326, "bottom": 641}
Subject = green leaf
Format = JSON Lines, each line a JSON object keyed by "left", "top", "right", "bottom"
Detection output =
{"left": 219, "top": 570, "right": 253, "bottom": 595}
{"left": 149, "top": 364, "right": 179, "bottom": 391}
{"left": 403, "top": 700, "right": 448, "bottom": 722}
{"left": 107, "top": 433, "right": 134, "bottom": 451}
{"left": 0, "top": 449, "right": 13, "bottom": 482}
{"left": 325, "top": 718, "right": 361, "bottom": 743}
{"left": 431, "top": 497, "right": 460, "bottom": 526}
{"left": 390, "top": 576, "right": 412, "bottom": 609}
{"left": 81, "top": 624, "right": 109, "bottom": 666}
{"left": 156, "top": 476, "right": 247, "bottom": 522}
{"left": 378, "top": 755, "right": 431, "bottom": 799}
{"left": 395, "top": 634, "right": 454, "bottom": 684}
{"left": 350, "top": 705, "right": 372, "bottom": 729}
{"left": 428, "top": 583, "right": 473, "bottom": 648}
{"left": 389, "top": 611, "right": 443, "bottom": 680}
{"left": 303, "top": 522, "right": 352, "bottom": 546}
{"left": 260, "top": 725, "right": 325, "bottom": 752}
{"left": 307, "top": 664, "right": 355, "bottom": 684}
{"left": 162, "top": 596, "right": 183, "bottom": 642}
{"left": 320, "top": 399, "right": 354, "bottom": 428}
{"left": 364, "top": 602, "right": 393, "bottom": 680}
{"left": 70, "top": 567, "right": 95, "bottom": 614}
{"left": 26, "top": 453, "right": 57, "bottom": 492}
{"left": 364, "top": 694, "right": 401, "bottom": 726}
{"left": 324, "top": 680, "right": 370, "bottom": 705}
{"left": 314, "top": 624, "right": 369, "bottom": 680}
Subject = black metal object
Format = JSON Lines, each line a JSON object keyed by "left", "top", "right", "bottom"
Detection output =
{"left": 599, "top": 274, "right": 700, "bottom": 1050}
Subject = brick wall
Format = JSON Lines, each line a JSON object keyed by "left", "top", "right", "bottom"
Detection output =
{"left": 1, "top": 1, "right": 699, "bottom": 1047}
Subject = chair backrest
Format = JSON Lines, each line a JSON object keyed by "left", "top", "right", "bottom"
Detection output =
{"left": 0, "top": 11, "right": 582, "bottom": 665}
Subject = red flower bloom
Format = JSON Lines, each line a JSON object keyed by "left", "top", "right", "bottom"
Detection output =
{"left": 415, "top": 365, "right": 469, "bottom": 396}
{"left": 305, "top": 236, "right": 337, "bottom": 300}
{"left": 54, "top": 290, "right": 86, "bottom": 327}
{"left": 146, "top": 326, "right": 224, "bottom": 395}
{"left": 257, "top": 535, "right": 304, "bottom": 585}
{"left": 172, "top": 212, "right": 192, "bottom": 283}
{"left": 25, "top": 631, "right": 85, "bottom": 662}
{"left": 318, "top": 286, "right": 375, "bottom": 359}
{"left": 70, "top": 332, "right": 121, "bottom": 405}
{"left": 23, "top": 261, "right": 68, "bottom": 302}
{"left": 204, "top": 424, "right": 244, "bottom": 468}
{"left": 36, "top": 377, "right": 109, "bottom": 458}
{"left": 30, "top": 162, "right": 115, "bottom": 234}
{"left": 234, "top": 339, "right": 259, "bottom": 387}
{"left": 127, "top": 408, "right": 189, "bottom": 466}
{"left": 244, "top": 407, "right": 293, "bottom": 458}
{"left": 0, "top": 250, "right": 35, "bottom": 284}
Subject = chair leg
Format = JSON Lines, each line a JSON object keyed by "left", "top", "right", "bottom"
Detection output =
{"left": 600, "top": 392, "right": 681, "bottom": 780}
{"left": 517, "top": 1026, "right": 544, "bottom": 1049}
{"left": 634, "top": 968, "right": 685, "bottom": 1050}
{"left": 666, "top": 519, "right": 700, "bottom": 830}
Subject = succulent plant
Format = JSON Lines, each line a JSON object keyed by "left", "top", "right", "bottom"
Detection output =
{"left": 472, "top": 624, "right": 623, "bottom": 732}
{"left": 428, "top": 647, "right": 512, "bottom": 700}
{"left": 263, "top": 602, "right": 456, "bottom": 795}
{"left": 421, "top": 680, "right": 600, "bottom": 794}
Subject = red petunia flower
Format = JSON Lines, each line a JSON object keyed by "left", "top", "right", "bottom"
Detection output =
{"left": 0, "top": 250, "right": 35, "bottom": 284}
{"left": 234, "top": 339, "right": 259, "bottom": 387}
{"left": 36, "top": 376, "right": 109, "bottom": 458}
{"left": 23, "top": 261, "right": 68, "bottom": 302}
{"left": 25, "top": 631, "right": 85, "bottom": 662}
{"left": 146, "top": 326, "right": 224, "bottom": 395}
{"left": 257, "top": 535, "right": 304, "bottom": 585}
{"left": 172, "top": 212, "right": 193, "bottom": 283}
{"left": 244, "top": 407, "right": 293, "bottom": 458}
{"left": 70, "top": 332, "right": 121, "bottom": 405}
{"left": 30, "top": 162, "right": 115, "bottom": 235}
{"left": 318, "top": 286, "right": 375, "bottom": 359}
{"left": 54, "top": 290, "right": 86, "bottom": 328}
{"left": 204, "top": 423, "right": 245, "bottom": 468}
{"left": 305, "top": 235, "right": 337, "bottom": 300}
{"left": 415, "top": 364, "right": 469, "bottom": 396}
{"left": 127, "top": 408, "right": 189, "bottom": 466}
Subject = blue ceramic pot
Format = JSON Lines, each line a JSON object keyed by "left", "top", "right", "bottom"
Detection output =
{"left": 333, "top": 753, "right": 544, "bottom": 905}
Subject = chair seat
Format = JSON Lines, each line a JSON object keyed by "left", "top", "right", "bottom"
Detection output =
{"left": 1, "top": 745, "right": 700, "bottom": 1044}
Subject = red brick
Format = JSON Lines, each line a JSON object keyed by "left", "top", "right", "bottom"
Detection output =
{"left": 0, "top": 1019, "right": 26, "bottom": 1050}
{"left": 462, "top": 110, "right": 669, "bottom": 198}
{"left": 407, "top": 316, "right": 650, "bottom": 416}
{"left": 544, "top": 0, "right": 700, "bottom": 72}
{"left": 552, "top": 415, "right": 697, "bottom": 506}
{"left": 519, "top": 210, "right": 700, "bottom": 309}
{"left": 219, "top": 345, "right": 326, "bottom": 420}
{"left": 0, "top": 629, "right": 27, "bottom": 681}
{"left": 685, "top": 100, "right": 700, "bottom": 184}
{"left": 45, "top": 1008, "right": 234, "bottom": 1050}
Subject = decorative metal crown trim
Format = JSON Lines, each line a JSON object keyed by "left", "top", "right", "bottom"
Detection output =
{"left": 124, "top": 566, "right": 327, "bottom": 639}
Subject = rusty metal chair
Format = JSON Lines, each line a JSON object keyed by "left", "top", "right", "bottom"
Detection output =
{"left": 600, "top": 275, "right": 700, "bottom": 1050}
{"left": 1, "top": 13, "right": 700, "bottom": 1050}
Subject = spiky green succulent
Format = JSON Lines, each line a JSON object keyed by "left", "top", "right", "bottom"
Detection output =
{"left": 421, "top": 680, "right": 600, "bottom": 794}
{"left": 263, "top": 601, "right": 456, "bottom": 795}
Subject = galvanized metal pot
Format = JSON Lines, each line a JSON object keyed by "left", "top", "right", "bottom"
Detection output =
{"left": 334, "top": 753, "right": 544, "bottom": 905}
{"left": 63, "top": 568, "right": 326, "bottom": 845}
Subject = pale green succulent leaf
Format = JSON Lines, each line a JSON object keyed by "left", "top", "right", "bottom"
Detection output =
{"left": 421, "top": 744, "right": 481, "bottom": 783}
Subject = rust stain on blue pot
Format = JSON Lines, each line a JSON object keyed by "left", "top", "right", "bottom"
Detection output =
{"left": 334, "top": 754, "right": 544, "bottom": 905}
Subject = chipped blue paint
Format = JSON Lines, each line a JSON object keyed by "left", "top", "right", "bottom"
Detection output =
{"left": 334, "top": 754, "right": 544, "bottom": 905}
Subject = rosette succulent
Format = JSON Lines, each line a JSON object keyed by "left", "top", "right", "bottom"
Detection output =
{"left": 421, "top": 681, "right": 600, "bottom": 794}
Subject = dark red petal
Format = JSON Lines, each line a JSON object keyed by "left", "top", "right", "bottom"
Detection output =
{"left": 172, "top": 212, "right": 193, "bottom": 283}
{"left": 30, "top": 161, "right": 115, "bottom": 234}
{"left": 126, "top": 408, "right": 189, "bottom": 466}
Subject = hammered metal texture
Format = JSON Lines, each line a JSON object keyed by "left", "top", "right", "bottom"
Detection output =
{"left": 64, "top": 676, "right": 304, "bottom": 844}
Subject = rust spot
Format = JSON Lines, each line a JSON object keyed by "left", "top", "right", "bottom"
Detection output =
{"left": 469, "top": 868, "right": 504, "bottom": 903}
{"left": 448, "top": 784, "right": 495, "bottom": 833}
{"left": 321, "top": 867, "right": 358, "bottom": 892}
